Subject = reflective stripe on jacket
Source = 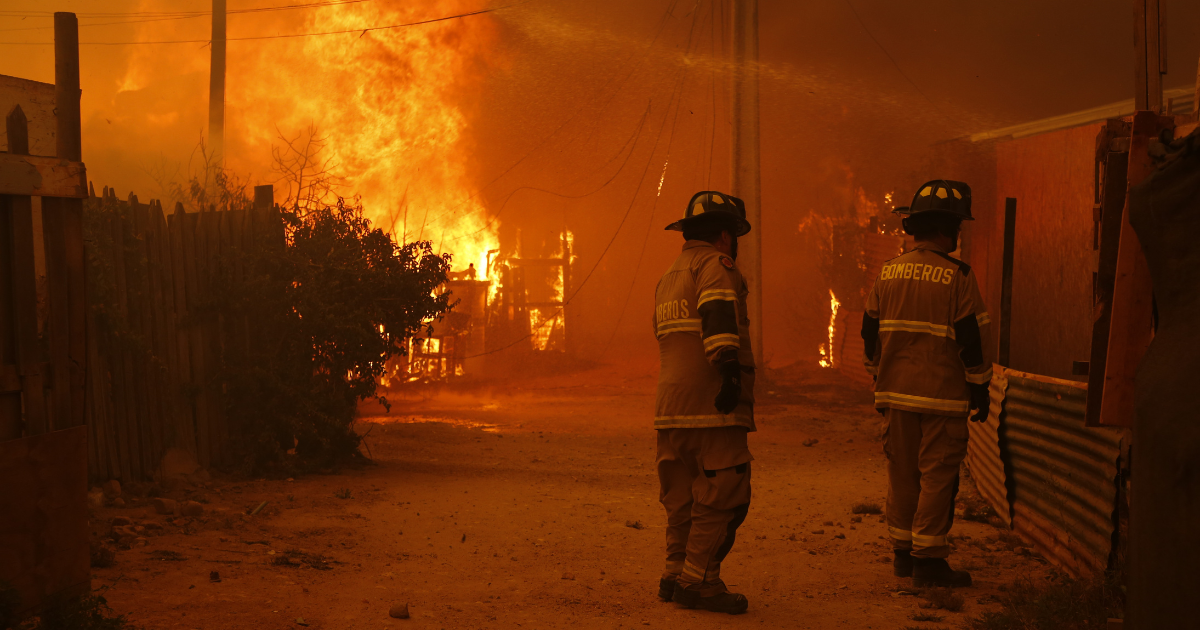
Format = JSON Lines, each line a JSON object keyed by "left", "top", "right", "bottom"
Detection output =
{"left": 863, "top": 242, "right": 992, "bottom": 416}
{"left": 653, "top": 240, "right": 755, "bottom": 430}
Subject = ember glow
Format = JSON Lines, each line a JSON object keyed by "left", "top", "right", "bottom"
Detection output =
{"left": 817, "top": 290, "right": 840, "bottom": 368}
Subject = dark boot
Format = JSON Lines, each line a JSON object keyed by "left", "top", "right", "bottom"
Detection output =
{"left": 912, "top": 557, "right": 972, "bottom": 587}
{"left": 893, "top": 549, "right": 913, "bottom": 577}
{"left": 658, "top": 577, "right": 676, "bottom": 601}
{"left": 671, "top": 582, "right": 749, "bottom": 614}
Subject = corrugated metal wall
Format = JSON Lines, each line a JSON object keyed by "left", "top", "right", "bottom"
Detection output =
{"left": 966, "top": 365, "right": 1125, "bottom": 577}
{"left": 966, "top": 369, "right": 1011, "bottom": 528}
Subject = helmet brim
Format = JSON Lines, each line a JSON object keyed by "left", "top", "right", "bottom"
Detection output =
{"left": 665, "top": 213, "right": 751, "bottom": 236}
{"left": 893, "top": 206, "right": 974, "bottom": 221}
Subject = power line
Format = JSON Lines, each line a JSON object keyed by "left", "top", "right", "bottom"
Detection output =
{"left": 418, "top": 0, "right": 682, "bottom": 233}
{"left": 598, "top": 0, "right": 706, "bottom": 359}
{"left": 0, "top": 1, "right": 373, "bottom": 19}
{"left": 0, "top": 1, "right": 387, "bottom": 33}
{"left": 843, "top": 0, "right": 964, "bottom": 126}
{"left": 0, "top": 4, "right": 508, "bottom": 45}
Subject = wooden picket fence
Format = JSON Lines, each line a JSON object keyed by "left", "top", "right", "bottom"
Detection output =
{"left": 84, "top": 185, "right": 281, "bottom": 481}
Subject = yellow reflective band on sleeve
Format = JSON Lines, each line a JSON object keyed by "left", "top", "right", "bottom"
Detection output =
{"left": 697, "top": 289, "right": 738, "bottom": 307}
{"left": 965, "top": 368, "right": 993, "bottom": 384}
{"left": 912, "top": 533, "right": 948, "bottom": 548}
{"left": 664, "top": 559, "right": 684, "bottom": 576}
{"left": 874, "top": 391, "right": 971, "bottom": 413}
{"left": 702, "top": 333, "right": 740, "bottom": 351}
{"left": 977, "top": 312, "right": 991, "bottom": 326}
{"left": 888, "top": 526, "right": 913, "bottom": 541}
{"left": 656, "top": 318, "right": 702, "bottom": 337}
{"left": 878, "top": 319, "right": 955, "bottom": 339}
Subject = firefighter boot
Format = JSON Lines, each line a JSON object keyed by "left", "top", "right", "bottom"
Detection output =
{"left": 671, "top": 582, "right": 749, "bottom": 614}
{"left": 893, "top": 549, "right": 913, "bottom": 578}
{"left": 912, "top": 557, "right": 972, "bottom": 588}
{"left": 658, "top": 577, "right": 676, "bottom": 601}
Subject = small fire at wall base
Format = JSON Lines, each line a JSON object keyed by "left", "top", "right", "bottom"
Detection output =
{"left": 818, "top": 290, "right": 840, "bottom": 368}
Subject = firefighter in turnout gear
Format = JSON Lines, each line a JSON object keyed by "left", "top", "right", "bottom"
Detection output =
{"left": 653, "top": 191, "right": 755, "bottom": 615}
{"left": 861, "top": 180, "right": 991, "bottom": 588}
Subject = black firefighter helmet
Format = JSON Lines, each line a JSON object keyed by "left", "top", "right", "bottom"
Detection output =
{"left": 664, "top": 190, "right": 752, "bottom": 236}
{"left": 892, "top": 180, "right": 974, "bottom": 221}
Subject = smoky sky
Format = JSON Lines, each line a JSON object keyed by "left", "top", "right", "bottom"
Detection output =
{"left": 2, "top": 0, "right": 1196, "bottom": 366}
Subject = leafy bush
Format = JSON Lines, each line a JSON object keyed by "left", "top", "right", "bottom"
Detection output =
{"left": 220, "top": 198, "right": 451, "bottom": 472}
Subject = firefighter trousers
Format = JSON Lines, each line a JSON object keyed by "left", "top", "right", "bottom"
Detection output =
{"left": 657, "top": 426, "right": 752, "bottom": 597}
{"left": 883, "top": 408, "right": 968, "bottom": 559}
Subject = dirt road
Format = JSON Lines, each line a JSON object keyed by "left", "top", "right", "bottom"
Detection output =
{"left": 94, "top": 362, "right": 1044, "bottom": 629}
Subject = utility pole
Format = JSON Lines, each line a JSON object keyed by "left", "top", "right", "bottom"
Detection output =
{"left": 731, "top": 0, "right": 763, "bottom": 368}
{"left": 1133, "top": 0, "right": 1164, "bottom": 111}
{"left": 208, "top": 0, "right": 227, "bottom": 163}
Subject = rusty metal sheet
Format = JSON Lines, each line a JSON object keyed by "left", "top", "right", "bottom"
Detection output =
{"left": 967, "top": 365, "right": 1011, "bottom": 527}
{"left": 0, "top": 426, "right": 90, "bottom": 616}
{"left": 1002, "top": 368, "right": 1123, "bottom": 577}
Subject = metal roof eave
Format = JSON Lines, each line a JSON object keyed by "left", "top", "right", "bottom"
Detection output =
{"left": 967, "top": 87, "right": 1194, "bottom": 143}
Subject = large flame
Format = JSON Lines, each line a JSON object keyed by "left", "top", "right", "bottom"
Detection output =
{"left": 225, "top": 1, "right": 499, "bottom": 276}
{"left": 106, "top": 0, "right": 492, "bottom": 274}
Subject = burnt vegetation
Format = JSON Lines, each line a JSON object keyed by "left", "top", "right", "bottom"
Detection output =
{"left": 969, "top": 571, "right": 1124, "bottom": 630}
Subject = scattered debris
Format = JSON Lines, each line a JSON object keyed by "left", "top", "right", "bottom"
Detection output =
{"left": 272, "top": 549, "right": 333, "bottom": 570}
{"left": 802, "top": 438, "right": 819, "bottom": 447}
{"left": 920, "top": 587, "right": 964, "bottom": 612}
{"left": 87, "top": 487, "right": 106, "bottom": 509}
{"left": 388, "top": 602, "right": 410, "bottom": 619}
{"left": 850, "top": 515, "right": 863, "bottom": 523}
{"left": 811, "top": 529, "right": 825, "bottom": 535}
{"left": 823, "top": 520, "right": 834, "bottom": 526}
{"left": 852, "top": 502, "right": 883, "bottom": 515}
{"left": 250, "top": 501, "right": 269, "bottom": 515}
{"left": 912, "top": 612, "right": 945, "bottom": 622}
{"left": 625, "top": 520, "right": 645, "bottom": 530}
{"left": 834, "top": 533, "right": 846, "bottom": 539}
{"left": 335, "top": 488, "right": 353, "bottom": 499}
{"left": 90, "top": 542, "right": 116, "bottom": 568}
{"left": 461, "top": 533, "right": 466, "bottom": 543}
{"left": 148, "top": 549, "right": 187, "bottom": 562}
{"left": 561, "top": 572, "right": 575, "bottom": 580}
{"left": 103, "top": 479, "right": 122, "bottom": 497}
{"left": 152, "top": 498, "right": 178, "bottom": 515}
{"left": 180, "top": 500, "right": 204, "bottom": 517}
{"left": 296, "top": 617, "right": 310, "bottom": 626}
{"left": 111, "top": 516, "right": 132, "bottom": 527}
{"left": 209, "top": 571, "right": 221, "bottom": 582}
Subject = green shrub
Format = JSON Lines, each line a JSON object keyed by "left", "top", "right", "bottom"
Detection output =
{"left": 219, "top": 198, "right": 451, "bottom": 472}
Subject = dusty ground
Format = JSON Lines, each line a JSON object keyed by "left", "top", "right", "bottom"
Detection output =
{"left": 92, "top": 362, "right": 1047, "bottom": 630}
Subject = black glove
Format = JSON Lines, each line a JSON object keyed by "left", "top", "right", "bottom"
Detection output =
{"left": 714, "top": 360, "right": 742, "bottom": 415}
{"left": 968, "top": 381, "right": 990, "bottom": 422}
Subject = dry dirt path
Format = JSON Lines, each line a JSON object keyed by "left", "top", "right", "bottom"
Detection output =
{"left": 95, "top": 363, "right": 1044, "bottom": 629}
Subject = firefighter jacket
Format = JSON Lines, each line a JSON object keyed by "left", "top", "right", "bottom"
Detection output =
{"left": 653, "top": 240, "right": 756, "bottom": 430}
{"left": 862, "top": 242, "right": 992, "bottom": 417}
